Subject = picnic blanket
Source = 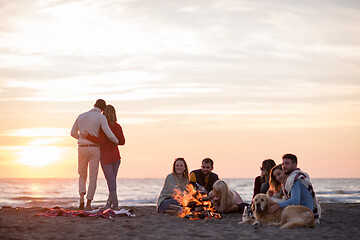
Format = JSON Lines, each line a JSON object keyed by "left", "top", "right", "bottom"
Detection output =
{"left": 35, "top": 207, "right": 135, "bottom": 218}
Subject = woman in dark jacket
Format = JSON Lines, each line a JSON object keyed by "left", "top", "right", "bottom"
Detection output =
{"left": 253, "top": 159, "right": 276, "bottom": 198}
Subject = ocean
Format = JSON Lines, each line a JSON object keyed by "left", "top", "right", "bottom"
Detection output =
{"left": 0, "top": 178, "right": 359, "bottom": 208}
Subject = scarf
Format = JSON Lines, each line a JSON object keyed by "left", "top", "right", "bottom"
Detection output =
{"left": 284, "top": 168, "right": 321, "bottom": 224}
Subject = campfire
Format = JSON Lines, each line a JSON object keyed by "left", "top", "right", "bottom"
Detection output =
{"left": 171, "top": 184, "right": 222, "bottom": 220}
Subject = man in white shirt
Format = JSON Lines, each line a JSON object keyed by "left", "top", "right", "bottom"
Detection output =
{"left": 71, "top": 99, "right": 119, "bottom": 210}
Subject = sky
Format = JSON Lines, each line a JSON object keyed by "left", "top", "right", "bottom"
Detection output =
{"left": 0, "top": 0, "right": 359, "bottom": 179}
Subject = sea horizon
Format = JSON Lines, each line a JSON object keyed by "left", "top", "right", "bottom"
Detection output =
{"left": 0, "top": 178, "right": 359, "bottom": 208}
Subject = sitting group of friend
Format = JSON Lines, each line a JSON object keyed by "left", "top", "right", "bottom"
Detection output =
{"left": 157, "top": 158, "right": 249, "bottom": 214}
{"left": 156, "top": 154, "right": 321, "bottom": 224}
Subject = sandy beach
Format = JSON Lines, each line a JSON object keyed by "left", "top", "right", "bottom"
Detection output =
{"left": 0, "top": 203, "right": 359, "bottom": 239}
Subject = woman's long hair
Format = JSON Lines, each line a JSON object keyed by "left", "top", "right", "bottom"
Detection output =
{"left": 212, "top": 179, "right": 234, "bottom": 212}
{"left": 269, "top": 164, "right": 283, "bottom": 193}
{"left": 103, "top": 105, "right": 117, "bottom": 126}
{"left": 172, "top": 157, "right": 189, "bottom": 182}
{"left": 261, "top": 159, "right": 276, "bottom": 182}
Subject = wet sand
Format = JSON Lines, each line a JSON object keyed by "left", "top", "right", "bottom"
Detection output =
{"left": 0, "top": 203, "right": 359, "bottom": 239}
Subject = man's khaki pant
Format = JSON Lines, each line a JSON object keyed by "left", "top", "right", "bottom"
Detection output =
{"left": 78, "top": 146, "right": 100, "bottom": 200}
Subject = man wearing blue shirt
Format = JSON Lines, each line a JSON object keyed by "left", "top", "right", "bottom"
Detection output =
{"left": 268, "top": 154, "right": 314, "bottom": 213}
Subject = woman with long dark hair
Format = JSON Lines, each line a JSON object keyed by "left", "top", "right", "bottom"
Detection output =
{"left": 253, "top": 159, "right": 276, "bottom": 198}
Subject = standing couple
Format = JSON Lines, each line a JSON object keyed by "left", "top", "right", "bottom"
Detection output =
{"left": 71, "top": 99, "right": 125, "bottom": 210}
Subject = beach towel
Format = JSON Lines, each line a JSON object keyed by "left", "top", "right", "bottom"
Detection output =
{"left": 35, "top": 207, "right": 135, "bottom": 218}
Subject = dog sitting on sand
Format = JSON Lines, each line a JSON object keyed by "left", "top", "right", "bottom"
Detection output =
{"left": 240, "top": 193, "right": 316, "bottom": 229}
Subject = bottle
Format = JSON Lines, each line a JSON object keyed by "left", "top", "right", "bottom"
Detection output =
{"left": 196, "top": 183, "right": 207, "bottom": 194}
{"left": 242, "top": 206, "right": 249, "bottom": 222}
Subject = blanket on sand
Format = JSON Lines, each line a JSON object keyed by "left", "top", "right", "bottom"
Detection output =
{"left": 35, "top": 207, "right": 135, "bottom": 218}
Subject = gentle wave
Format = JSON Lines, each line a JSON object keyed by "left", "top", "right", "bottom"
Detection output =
{"left": 316, "top": 190, "right": 359, "bottom": 195}
{"left": 12, "top": 196, "right": 77, "bottom": 200}
{"left": 0, "top": 178, "right": 359, "bottom": 208}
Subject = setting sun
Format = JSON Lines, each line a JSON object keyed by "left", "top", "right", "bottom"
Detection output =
{"left": 6, "top": 128, "right": 69, "bottom": 137}
{"left": 16, "top": 146, "right": 63, "bottom": 167}
{"left": 1, "top": 128, "right": 70, "bottom": 168}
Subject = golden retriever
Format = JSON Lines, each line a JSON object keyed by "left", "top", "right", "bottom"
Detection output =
{"left": 244, "top": 193, "right": 316, "bottom": 229}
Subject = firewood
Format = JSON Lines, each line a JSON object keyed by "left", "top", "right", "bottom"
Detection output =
{"left": 194, "top": 206, "right": 205, "bottom": 212}
{"left": 186, "top": 201, "right": 198, "bottom": 210}
{"left": 163, "top": 209, "right": 181, "bottom": 215}
{"left": 169, "top": 204, "right": 183, "bottom": 213}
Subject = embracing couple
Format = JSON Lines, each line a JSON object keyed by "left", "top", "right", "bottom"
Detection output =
{"left": 71, "top": 99, "right": 125, "bottom": 210}
{"left": 267, "top": 153, "right": 321, "bottom": 223}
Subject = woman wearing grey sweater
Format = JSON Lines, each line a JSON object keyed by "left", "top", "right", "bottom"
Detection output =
{"left": 157, "top": 158, "right": 190, "bottom": 213}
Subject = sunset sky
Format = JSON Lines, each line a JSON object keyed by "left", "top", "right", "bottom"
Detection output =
{"left": 0, "top": 0, "right": 359, "bottom": 179}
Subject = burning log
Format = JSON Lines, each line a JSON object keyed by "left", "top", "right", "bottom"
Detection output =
{"left": 186, "top": 201, "right": 198, "bottom": 211}
{"left": 172, "top": 184, "right": 222, "bottom": 220}
{"left": 186, "top": 212, "right": 206, "bottom": 220}
{"left": 168, "top": 204, "right": 183, "bottom": 213}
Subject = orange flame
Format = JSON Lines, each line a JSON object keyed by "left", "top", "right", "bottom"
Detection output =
{"left": 172, "top": 184, "right": 221, "bottom": 220}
